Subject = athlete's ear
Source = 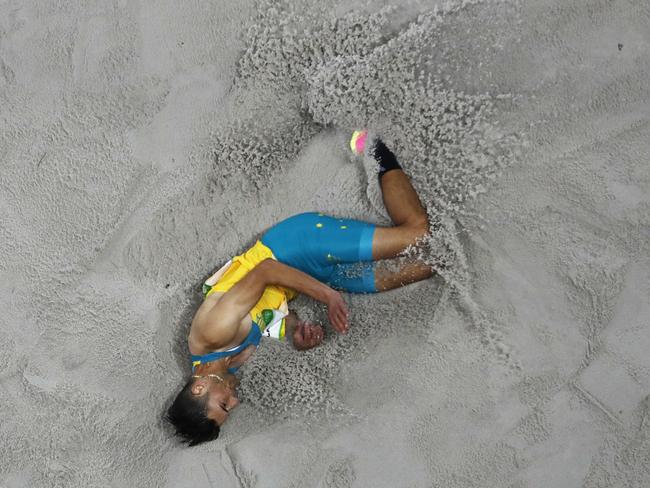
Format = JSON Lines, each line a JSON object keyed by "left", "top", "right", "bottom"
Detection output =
{"left": 190, "top": 379, "right": 208, "bottom": 396}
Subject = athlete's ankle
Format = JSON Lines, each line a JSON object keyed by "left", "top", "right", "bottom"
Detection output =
{"left": 372, "top": 138, "right": 402, "bottom": 179}
{"left": 350, "top": 130, "right": 403, "bottom": 179}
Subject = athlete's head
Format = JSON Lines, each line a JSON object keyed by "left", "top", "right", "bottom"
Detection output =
{"left": 167, "top": 373, "right": 240, "bottom": 445}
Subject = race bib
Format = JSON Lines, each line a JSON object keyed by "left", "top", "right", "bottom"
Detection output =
{"left": 257, "top": 308, "right": 288, "bottom": 341}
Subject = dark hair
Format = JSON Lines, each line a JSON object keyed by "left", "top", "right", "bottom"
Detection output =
{"left": 166, "top": 379, "right": 220, "bottom": 446}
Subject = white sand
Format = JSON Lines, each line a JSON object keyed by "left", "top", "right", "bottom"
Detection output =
{"left": 1, "top": 1, "right": 649, "bottom": 487}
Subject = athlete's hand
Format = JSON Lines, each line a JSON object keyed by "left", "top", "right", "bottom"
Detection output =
{"left": 325, "top": 290, "right": 349, "bottom": 333}
{"left": 292, "top": 320, "right": 324, "bottom": 351}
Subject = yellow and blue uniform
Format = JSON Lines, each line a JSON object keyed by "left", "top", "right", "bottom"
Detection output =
{"left": 204, "top": 240, "right": 297, "bottom": 333}
{"left": 261, "top": 212, "right": 377, "bottom": 293}
{"left": 191, "top": 212, "right": 377, "bottom": 370}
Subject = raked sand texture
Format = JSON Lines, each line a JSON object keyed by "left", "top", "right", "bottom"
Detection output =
{"left": 1, "top": 1, "right": 649, "bottom": 487}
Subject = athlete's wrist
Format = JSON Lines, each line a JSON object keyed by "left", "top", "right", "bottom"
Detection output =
{"left": 320, "top": 286, "right": 338, "bottom": 305}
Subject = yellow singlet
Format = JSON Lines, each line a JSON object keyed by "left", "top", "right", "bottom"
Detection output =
{"left": 203, "top": 240, "right": 297, "bottom": 340}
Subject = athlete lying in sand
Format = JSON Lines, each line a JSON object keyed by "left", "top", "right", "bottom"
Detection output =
{"left": 167, "top": 130, "right": 434, "bottom": 445}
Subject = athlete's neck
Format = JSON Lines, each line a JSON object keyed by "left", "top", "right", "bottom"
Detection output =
{"left": 192, "top": 359, "right": 230, "bottom": 376}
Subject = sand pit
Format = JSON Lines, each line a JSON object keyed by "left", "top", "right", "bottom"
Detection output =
{"left": 1, "top": 0, "right": 649, "bottom": 486}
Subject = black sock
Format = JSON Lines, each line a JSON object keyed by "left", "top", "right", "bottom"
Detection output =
{"left": 372, "top": 138, "right": 402, "bottom": 179}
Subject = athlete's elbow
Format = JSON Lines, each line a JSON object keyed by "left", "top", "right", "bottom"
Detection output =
{"left": 257, "top": 258, "right": 276, "bottom": 272}
{"left": 254, "top": 258, "right": 276, "bottom": 284}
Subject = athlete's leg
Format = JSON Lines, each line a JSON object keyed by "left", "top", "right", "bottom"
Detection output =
{"left": 263, "top": 135, "right": 429, "bottom": 284}
{"left": 329, "top": 257, "right": 433, "bottom": 293}
{"left": 371, "top": 168, "right": 429, "bottom": 260}
{"left": 373, "top": 259, "right": 433, "bottom": 292}
{"left": 352, "top": 132, "right": 429, "bottom": 260}
{"left": 261, "top": 212, "right": 375, "bottom": 280}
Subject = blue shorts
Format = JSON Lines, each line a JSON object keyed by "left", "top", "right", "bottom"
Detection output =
{"left": 261, "top": 212, "right": 377, "bottom": 293}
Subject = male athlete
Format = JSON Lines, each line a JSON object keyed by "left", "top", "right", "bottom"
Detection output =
{"left": 167, "top": 130, "right": 433, "bottom": 445}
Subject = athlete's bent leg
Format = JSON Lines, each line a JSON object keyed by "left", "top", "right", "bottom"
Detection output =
{"left": 374, "top": 259, "right": 433, "bottom": 292}
{"left": 328, "top": 257, "right": 432, "bottom": 294}
{"left": 352, "top": 134, "right": 429, "bottom": 260}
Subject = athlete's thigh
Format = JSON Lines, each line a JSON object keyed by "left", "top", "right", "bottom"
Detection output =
{"left": 328, "top": 258, "right": 433, "bottom": 293}
{"left": 262, "top": 212, "right": 375, "bottom": 268}
{"left": 328, "top": 261, "right": 377, "bottom": 293}
{"left": 373, "top": 258, "right": 433, "bottom": 291}
{"left": 312, "top": 215, "right": 375, "bottom": 263}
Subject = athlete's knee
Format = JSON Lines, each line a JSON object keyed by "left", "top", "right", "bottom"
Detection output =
{"left": 394, "top": 215, "right": 428, "bottom": 248}
{"left": 409, "top": 213, "right": 429, "bottom": 238}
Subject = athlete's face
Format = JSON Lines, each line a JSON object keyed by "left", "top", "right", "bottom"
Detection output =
{"left": 190, "top": 373, "right": 240, "bottom": 426}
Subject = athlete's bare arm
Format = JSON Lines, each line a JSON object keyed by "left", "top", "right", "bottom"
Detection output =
{"left": 196, "top": 259, "right": 348, "bottom": 348}
{"left": 254, "top": 259, "right": 349, "bottom": 332}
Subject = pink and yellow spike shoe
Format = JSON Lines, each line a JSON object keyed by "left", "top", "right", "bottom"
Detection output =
{"left": 349, "top": 129, "right": 369, "bottom": 156}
